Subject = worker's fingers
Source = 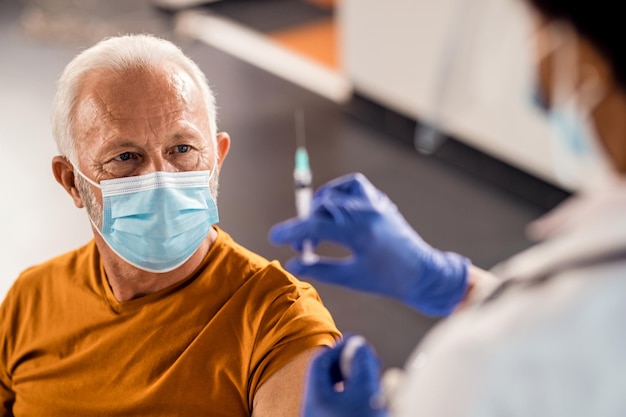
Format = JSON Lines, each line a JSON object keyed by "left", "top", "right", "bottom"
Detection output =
{"left": 268, "top": 217, "right": 307, "bottom": 246}
{"left": 313, "top": 172, "right": 372, "bottom": 199}
{"left": 307, "top": 342, "right": 344, "bottom": 398}
{"left": 269, "top": 216, "right": 356, "bottom": 248}
{"left": 345, "top": 343, "right": 381, "bottom": 393}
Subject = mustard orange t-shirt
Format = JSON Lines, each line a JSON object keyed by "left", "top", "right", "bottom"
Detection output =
{"left": 0, "top": 227, "right": 340, "bottom": 416}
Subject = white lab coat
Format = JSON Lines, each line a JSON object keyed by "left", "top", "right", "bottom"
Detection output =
{"left": 393, "top": 179, "right": 626, "bottom": 417}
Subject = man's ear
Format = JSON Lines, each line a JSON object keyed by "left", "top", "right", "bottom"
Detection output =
{"left": 52, "top": 156, "right": 84, "bottom": 208}
{"left": 216, "top": 132, "right": 231, "bottom": 171}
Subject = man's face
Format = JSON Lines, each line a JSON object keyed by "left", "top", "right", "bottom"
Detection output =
{"left": 71, "top": 64, "right": 219, "bottom": 225}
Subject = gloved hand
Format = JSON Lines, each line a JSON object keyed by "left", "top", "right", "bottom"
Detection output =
{"left": 302, "top": 335, "right": 388, "bottom": 417}
{"left": 269, "top": 173, "right": 469, "bottom": 316}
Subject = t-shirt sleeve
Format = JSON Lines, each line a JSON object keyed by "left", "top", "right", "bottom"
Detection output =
{"left": 0, "top": 375, "right": 13, "bottom": 417}
{"left": 247, "top": 266, "right": 340, "bottom": 408}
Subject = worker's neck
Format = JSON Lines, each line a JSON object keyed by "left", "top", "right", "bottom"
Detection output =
{"left": 95, "top": 228, "right": 216, "bottom": 302}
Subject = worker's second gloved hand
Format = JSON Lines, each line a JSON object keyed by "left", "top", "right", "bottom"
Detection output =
{"left": 269, "top": 173, "right": 469, "bottom": 316}
{"left": 302, "top": 335, "right": 388, "bottom": 417}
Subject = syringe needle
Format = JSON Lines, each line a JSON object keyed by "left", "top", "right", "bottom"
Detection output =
{"left": 292, "top": 109, "right": 318, "bottom": 265}
{"left": 295, "top": 108, "right": 306, "bottom": 148}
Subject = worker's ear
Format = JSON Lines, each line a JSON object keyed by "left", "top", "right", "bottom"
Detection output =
{"left": 215, "top": 132, "right": 231, "bottom": 171}
{"left": 575, "top": 34, "right": 612, "bottom": 104}
{"left": 52, "top": 156, "right": 85, "bottom": 209}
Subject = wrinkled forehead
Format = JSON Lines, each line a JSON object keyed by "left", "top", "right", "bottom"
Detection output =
{"left": 76, "top": 63, "right": 204, "bottom": 119}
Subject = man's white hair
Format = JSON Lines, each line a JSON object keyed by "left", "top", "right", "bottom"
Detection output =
{"left": 51, "top": 34, "right": 217, "bottom": 165}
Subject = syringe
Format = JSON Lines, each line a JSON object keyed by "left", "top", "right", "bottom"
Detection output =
{"left": 294, "top": 109, "right": 319, "bottom": 265}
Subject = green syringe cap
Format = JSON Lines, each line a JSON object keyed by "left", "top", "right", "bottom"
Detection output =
{"left": 295, "top": 147, "right": 310, "bottom": 171}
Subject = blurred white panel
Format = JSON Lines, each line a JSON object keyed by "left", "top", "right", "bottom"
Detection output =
{"left": 338, "top": 0, "right": 575, "bottom": 189}
{"left": 0, "top": 29, "right": 93, "bottom": 299}
{"left": 338, "top": 0, "right": 456, "bottom": 121}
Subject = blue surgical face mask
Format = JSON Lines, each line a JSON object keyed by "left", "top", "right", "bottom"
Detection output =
{"left": 544, "top": 98, "right": 605, "bottom": 186}
{"left": 76, "top": 168, "right": 219, "bottom": 273}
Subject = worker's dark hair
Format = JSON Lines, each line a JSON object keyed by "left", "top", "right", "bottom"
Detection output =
{"left": 527, "top": 0, "right": 626, "bottom": 89}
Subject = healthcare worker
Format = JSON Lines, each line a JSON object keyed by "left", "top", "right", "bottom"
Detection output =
{"left": 269, "top": 0, "right": 626, "bottom": 415}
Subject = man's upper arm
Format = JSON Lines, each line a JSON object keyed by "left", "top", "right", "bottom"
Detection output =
{"left": 251, "top": 348, "right": 322, "bottom": 417}
{"left": 246, "top": 264, "right": 340, "bottom": 407}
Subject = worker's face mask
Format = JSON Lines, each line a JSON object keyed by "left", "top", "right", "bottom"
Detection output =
{"left": 75, "top": 167, "right": 219, "bottom": 273}
{"left": 529, "top": 22, "right": 614, "bottom": 190}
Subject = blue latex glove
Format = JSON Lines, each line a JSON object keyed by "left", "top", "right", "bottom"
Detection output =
{"left": 269, "top": 173, "right": 469, "bottom": 316}
{"left": 302, "top": 335, "right": 388, "bottom": 417}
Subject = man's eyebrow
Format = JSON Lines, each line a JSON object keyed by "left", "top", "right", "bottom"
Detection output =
{"left": 170, "top": 130, "right": 207, "bottom": 143}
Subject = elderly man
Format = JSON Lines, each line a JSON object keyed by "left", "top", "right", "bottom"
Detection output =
{"left": 0, "top": 34, "right": 340, "bottom": 416}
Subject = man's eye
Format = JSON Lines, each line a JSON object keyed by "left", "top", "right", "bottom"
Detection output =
{"left": 176, "top": 144, "right": 190, "bottom": 153}
{"left": 116, "top": 152, "right": 133, "bottom": 161}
